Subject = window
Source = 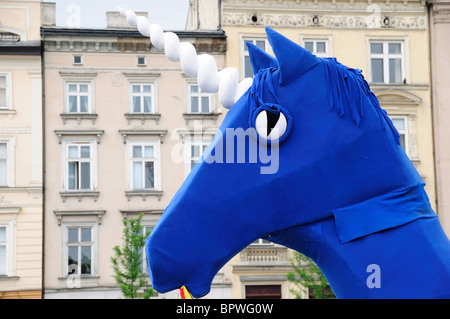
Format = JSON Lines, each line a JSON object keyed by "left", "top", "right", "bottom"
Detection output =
{"left": 140, "top": 225, "right": 153, "bottom": 272}
{"left": 0, "top": 138, "right": 15, "bottom": 187}
{"left": 132, "top": 145, "right": 155, "bottom": 189}
{"left": 0, "top": 216, "right": 17, "bottom": 278}
{"left": 0, "top": 73, "right": 11, "bottom": 109}
{"left": 0, "top": 143, "right": 7, "bottom": 187}
{"left": 184, "top": 139, "right": 210, "bottom": 176}
{"left": 73, "top": 55, "right": 83, "bottom": 65}
{"left": 0, "top": 226, "right": 7, "bottom": 275}
{"left": 67, "top": 226, "right": 93, "bottom": 276}
{"left": 243, "top": 38, "right": 269, "bottom": 78}
{"left": 189, "top": 143, "right": 207, "bottom": 171}
{"left": 130, "top": 84, "right": 153, "bottom": 113}
{"left": 304, "top": 39, "right": 329, "bottom": 58}
{"left": 61, "top": 222, "right": 98, "bottom": 279}
{"left": 389, "top": 116, "right": 408, "bottom": 154}
{"left": 188, "top": 84, "right": 213, "bottom": 114}
{"left": 63, "top": 141, "right": 96, "bottom": 191}
{"left": 137, "top": 56, "right": 147, "bottom": 66}
{"left": 370, "top": 41, "right": 404, "bottom": 84}
{"left": 127, "top": 141, "right": 161, "bottom": 191}
{"left": 67, "top": 83, "right": 91, "bottom": 113}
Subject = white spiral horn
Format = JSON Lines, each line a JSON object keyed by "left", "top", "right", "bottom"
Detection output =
{"left": 117, "top": 7, "right": 126, "bottom": 17}
{"left": 163, "top": 32, "right": 181, "bottom": 62}
{"left": 136, "top": 16, "right": 150, "bottom": 37}
{"left": 180, "top": 42, "right": 198, "bottom": 78}
{"left": 218, "top": 68, "right": 238, "bottom": 109}
{"left": 235, "top": 78, "right": 253, "bottom": 103}
{"left": 149, "top": 24, "right": 164, "bottom": 50}
{"left": 120, "top": 8, "right": 252, "bottom": 108}
{"left": 125, "top": 10, "right": 137, "bottom": 27}
{"left": 197, "top": 54, "right": 220, "bottom": 93}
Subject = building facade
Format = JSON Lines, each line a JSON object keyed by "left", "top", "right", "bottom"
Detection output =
{"left": 41, "top": 10, "right": 231, "bottom": 298}
{"left": 0, "top": 0, "right": 48, "bottom": 299}
{"left": 428, "top": 0, "right": 450, "bottom": 237}
{"left": 188, "top": 0, "right": 436, "bottom": 299}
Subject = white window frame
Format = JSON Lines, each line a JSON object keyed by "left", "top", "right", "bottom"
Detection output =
{"left": 65, "top": 82, "right": 93, "bottom": 113}
{"left": 140, "top": 224, "right": 153, "bottom": 273}
{"left": 62, "top": 222, "right": 98, "bottom": 278}
{"left": 0, "top": 215, "right": 17, "bottom": 277}
{"left": 0, "top": 73, "right": 12, "bottom": 109}
{"left": 183, "top": 138, "right": 211, "bottom": 177}
{"left": 128, "top": 82, "right": 156, "bottom": 114}
{"left": 0, "top": 224, "right": 9, "bottom": 275}
{"left": 0, "top": 137, "right": 15, "bottom": 187}
{"left": 62, "top": 140, "right": 97, "bottom": 192}
{"left": 389, "top": 115, "right": 409, "bottom": 155}
{"left": 241, "top": 37, "right": 270, "bottom": 79}
{"left": 186, "top": 82, "right": 214, "bottom": 114}
{"left": 72, "top": 55, "right": 83, "bottom": 65}
{"left": 137, "top": 56, "right": 147, "bottom": 66}
{"left": 368, "top": 40, "right": 406, "bottom": 84}
{"left": 301, "top": 38, "right": 330, "bottom": 58}
{"left": 126, "top": 139, "right": 161, "bottom": 191}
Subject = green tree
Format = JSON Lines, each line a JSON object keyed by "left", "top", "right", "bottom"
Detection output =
{"left": 287, "top": 252, "right": 336, "bottom": 299}
{"left": 111, "top": 213, "right": 155, "bottom": 299}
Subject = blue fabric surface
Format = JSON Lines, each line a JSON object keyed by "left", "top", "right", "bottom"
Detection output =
{"left": 145, "top": 27, "right": 450, "bottom": 298}
{"left": 333, "top": 182, "right": 437, "bottom": 243}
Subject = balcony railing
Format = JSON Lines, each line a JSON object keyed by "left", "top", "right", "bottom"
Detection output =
{"left": 239, "top": 246, "right": 288, "bottom": 265}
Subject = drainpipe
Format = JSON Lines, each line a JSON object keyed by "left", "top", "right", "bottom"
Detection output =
{"left": 40, "top": 29, "right": 46, "bottom": 300}
{"left": 218, "top": 0, "right": 222, "bottom": 31}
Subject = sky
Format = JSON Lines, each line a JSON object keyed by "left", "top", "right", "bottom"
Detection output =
{"left": 44, "top": 0, "right": 190, "bottom": 30}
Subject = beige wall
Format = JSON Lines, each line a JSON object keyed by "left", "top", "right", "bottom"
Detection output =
{"left": 429, "top": 1, "right": 450, "bottom": 236}
{"left": 0, "top": 1, "right": 43, "bottom": 298}
{"left": 0, "top": 0, "right": 43, "bottom": 41}
{"left": 43, "top": 32, "right": 229, "bottom": 298}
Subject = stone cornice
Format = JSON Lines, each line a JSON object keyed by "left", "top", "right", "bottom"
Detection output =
{"left": 429, "top": 1, "right": 450, "bottom": 23}
{"left": 42, "top": 28, "right": 227, "bottom": 54}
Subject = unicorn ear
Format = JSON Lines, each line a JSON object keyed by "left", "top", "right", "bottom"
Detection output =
{"left": 265, "top": 27, "right": 320, "bottom": 85}
{"left": 246, "top": 42, "right": 278, "bottom": 74}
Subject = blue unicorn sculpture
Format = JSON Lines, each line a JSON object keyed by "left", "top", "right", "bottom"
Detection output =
{"left": 146, "top": 27, "right": 450, "bottom": 299}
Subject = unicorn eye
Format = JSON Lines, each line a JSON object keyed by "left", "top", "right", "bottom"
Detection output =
{"left": 255, "top": 110, "right": 288, "bottom": 141}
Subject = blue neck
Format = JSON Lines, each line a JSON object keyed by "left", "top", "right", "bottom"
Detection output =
{"left": 267, "top": 183, "right": 450, "bottom": 298}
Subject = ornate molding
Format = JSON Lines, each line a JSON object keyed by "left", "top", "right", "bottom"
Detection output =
{"left": 431, "top": 2, "right": 450, "bottom": 24}
{"left": 118, "top": 129, "right": 167, "bottom": 144}
{"left": 183, "top": 113, "right": 219, "bottom": 125}
{"left": 54, "top": 209, "right": 106, "bottom": 225}
{"left": 223, "top": 11, "right": 426, "bottom": 29}
{"left": 54, "top": 130, "right": 104, "bottom": 144}
{"left": 0, "top": 126, "right": 30, "bottom": 133}
{"left": 59, "top": 191, "right": 100, "bottom": 203}
{"left": 125, "top": 190, "right": 164, "bottom": 201}
{"left": 124, "top": 113, "right": 161, "bottom": 125}
{"left": 60, "top": 113, "right": 98, "bottom": 125}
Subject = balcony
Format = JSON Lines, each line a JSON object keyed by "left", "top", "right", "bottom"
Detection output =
{"left": 238, "top": 245, "right": 288, "bottom": 266}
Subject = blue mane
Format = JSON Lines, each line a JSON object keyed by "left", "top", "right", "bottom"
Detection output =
{"left": 321, "top": 57, "right": 400, "bottom": 145}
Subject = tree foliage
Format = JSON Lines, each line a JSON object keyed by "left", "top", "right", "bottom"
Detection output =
{"left": 111, "top": 213, "right": 155, "bottom": 299}
{"left": 287, "top": 252, "right": 336, "bottom": 299}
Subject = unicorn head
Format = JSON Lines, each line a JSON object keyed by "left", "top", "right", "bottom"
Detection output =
{"left": 119, "top": 9, "right": 450, "bottom": 298}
